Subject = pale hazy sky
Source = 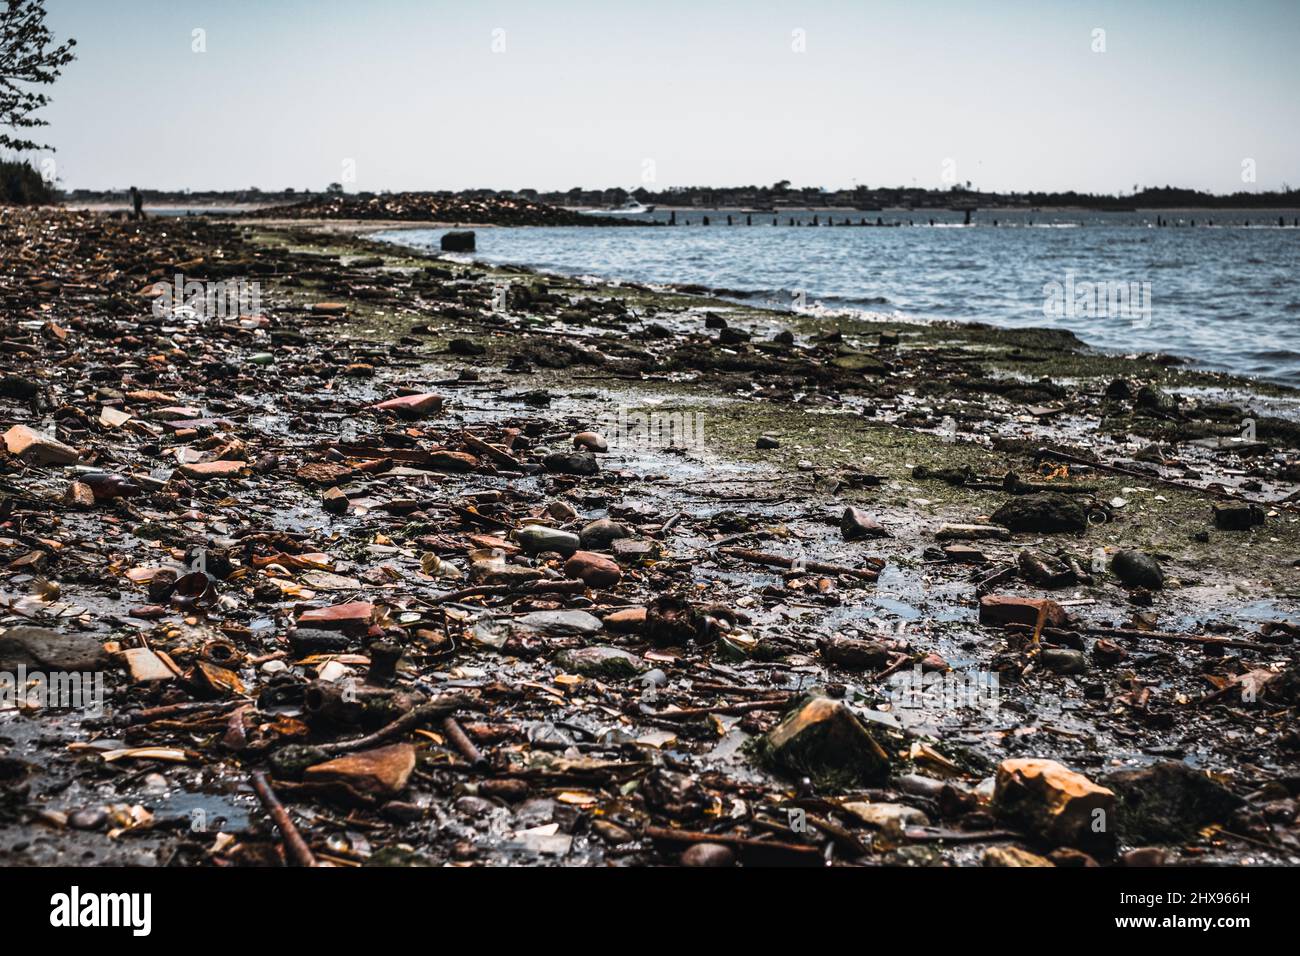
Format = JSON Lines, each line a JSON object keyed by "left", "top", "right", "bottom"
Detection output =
{"left": 27, "top": 0, "right": 1300, "bottom": 194}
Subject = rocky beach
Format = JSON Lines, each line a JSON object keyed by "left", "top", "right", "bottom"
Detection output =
{"left": 1, "top": 201, "right": 1298, "bottom": 869}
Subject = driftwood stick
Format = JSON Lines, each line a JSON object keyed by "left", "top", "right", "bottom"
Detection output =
{"left": 315, "top": 695, "right": 469, "bottom": 756}
{"left": 643, "top": 825, "right": 822, "bottom": 863}
{"left": 250, "top": 771, "right": 318, "bottom": 867}
{"left": 639, "top": 697, "right": 792, "bottom": 721}
{"left": 1019, "top": 623, "right": 1267, "bottom": 652}
{"left": 717, "top": 546, "right": 883, "bottom": 581}
{"left": 460, "top": 430, "right": 523, "bottom": 469}
{"left": 1080, "top": 625, "right": 1268, "bottom": 652}
{"left": 124, "top": 699, "right": 243, "bottom": 725}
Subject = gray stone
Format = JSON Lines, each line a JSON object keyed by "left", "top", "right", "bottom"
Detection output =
{"left": 0, "top": 627, "right": 111, "bottom": 673}
{"left": 578, "top": 518, "right": 630, "bottom": 550}
{"left": 516, "top": 525, "right": 581, "bottom": 557}
{"left": 1040, "top": 648, "right": 1088, "bottom": 674}
{"left": 554, "top": 646, "right": 645, "bottom": 678}
{"left": 516, "top": 610, "right": 603, "bottom": 635}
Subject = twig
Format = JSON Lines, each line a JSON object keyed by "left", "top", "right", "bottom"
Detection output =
{"left": 1079, "top": 625, "right": 1269, "bottom": 652}
{"left": 315, "top": 695, "right": 469, "bottom": 756}
{"left": 250, "top": 772, "right": 318, "bottom": 867}
{"left": 717, "top": 546, "right": 883, "bottom": 581}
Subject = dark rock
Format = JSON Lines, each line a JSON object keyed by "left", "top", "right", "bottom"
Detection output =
{"left": 440, "top": 230, "right": 476, "bottom": 252}
{"left": 840, "top": 506, "right": 891, "bottom": 540}
{"left": 1136, "top": 385, "right": 1179, "bottom": 415}
{"left": 1016, "top": 549, "right": 1074, "bottom": 587}
{"left": 322, "top": 486, "right": 349, "bottom": 515}
{"left": 516, "top": 525, "right": 580, "bottom": 557}
{"left": 991, "top": 493, "right": 1088, "bottom": 534}
{"left": 817, "top": 635, "right": 892, "bottom": 670}
{"left": 1039, "top": 648, "right": 1088, "bottom": 674}
{"left": 288, "top": 628, "right": 353, "bottom": 655}
{"left": 543, "top": 450, "right": 599, "bottom": 476}
{"left": 381, "top": 800, "right": 425, "bottom": 823}
{"left": 979, "top": 595, "right": 1069, "bottom": 629}
{"left": 611, "top": 538, "right": 660, "bottom": 563}
{"left": 1104, "top": 378, "right": 1133, "bottom": 401}
{"left": 1111, "top": 550, "right": 1164, "bottom": 589}
{"left": 447, "top": 337, "right": 485, "bottom": 356}
{"left": 1213, "top": 503, "right": 1265, "bottom": 531}
{"left": 1104, "top": 760, "right": 1244, "bottom": 843}
{"left": 644, "top": 594, "right": 707, "bottom": 647}
{"left": 755, "top": 694, "right": 893, "bottom": 787}
{"left": 0, "top": 375, "right": 39, "bottom": 400}
{"left": 579, "top": 518, "right": 630, "bottom": 550}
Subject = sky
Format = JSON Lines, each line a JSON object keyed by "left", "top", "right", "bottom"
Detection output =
{"left": 20, "top": 0, "right": 1300, "bottom": 194}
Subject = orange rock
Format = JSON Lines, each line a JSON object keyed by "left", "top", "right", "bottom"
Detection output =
{"left": 994, "top": 758, "right": 1115, "bottom": 850}
{"left": 177, "top": 460, "right": 248, "bottom": 480}
{"left": 3, "top": 424, "right": 80, "bottom": 465}
{"left": 298, "top": 601, "right": 375, "bottom": 628}
{"left": 604, "top": 606, "right": 646, "bottom": 633}
{"left": 65, "top": 480, "right": 96, "bottom": 508}
{"left": 425, "top": 450, "right": 478, "bottom": 472}
{"left": 564, "top": 551, "right": 622, "bottom": 588}
{"left": 304, "top": 743, "right": 416, "bottom": 796}
{"left": 468, "top": 534, "right": 518, "bottom": 555}
{"left": 983, "top": 846, "right": 1056, "bottom": 867}
{"left": 125, "top": 389, "right": 177, "bottom": 403}
{"left": 308, "top": 302, "right": 349, "bottom": 315}
{"left": 372, "top": 393, "right": 443, "bottom": 418}
{"left": 296, "top": 461, "right": 353, "bottom": 486}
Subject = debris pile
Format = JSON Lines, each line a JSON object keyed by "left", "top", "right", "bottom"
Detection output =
{"left": 0, "top": 204, "right": 1297, "bottom": 867}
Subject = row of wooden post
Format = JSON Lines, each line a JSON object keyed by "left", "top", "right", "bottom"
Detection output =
{"left": 659, "top": 210, "right": 1298, "bottom": 228}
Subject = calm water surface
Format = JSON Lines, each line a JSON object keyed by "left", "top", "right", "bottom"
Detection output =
{"left": 378, "top": 208, "right": 1300, "bottom": 385}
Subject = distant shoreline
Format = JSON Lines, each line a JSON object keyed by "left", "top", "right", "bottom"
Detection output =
{"left": 64, "top": 200, "right": 1300, "bottom": 216}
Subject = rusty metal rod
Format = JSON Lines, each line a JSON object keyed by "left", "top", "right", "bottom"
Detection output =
{"left": 442, "top": 715, "right": 487, "bottom": 767}
{"left": 250, "top": 771, "right": 317, "bottom": 867}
